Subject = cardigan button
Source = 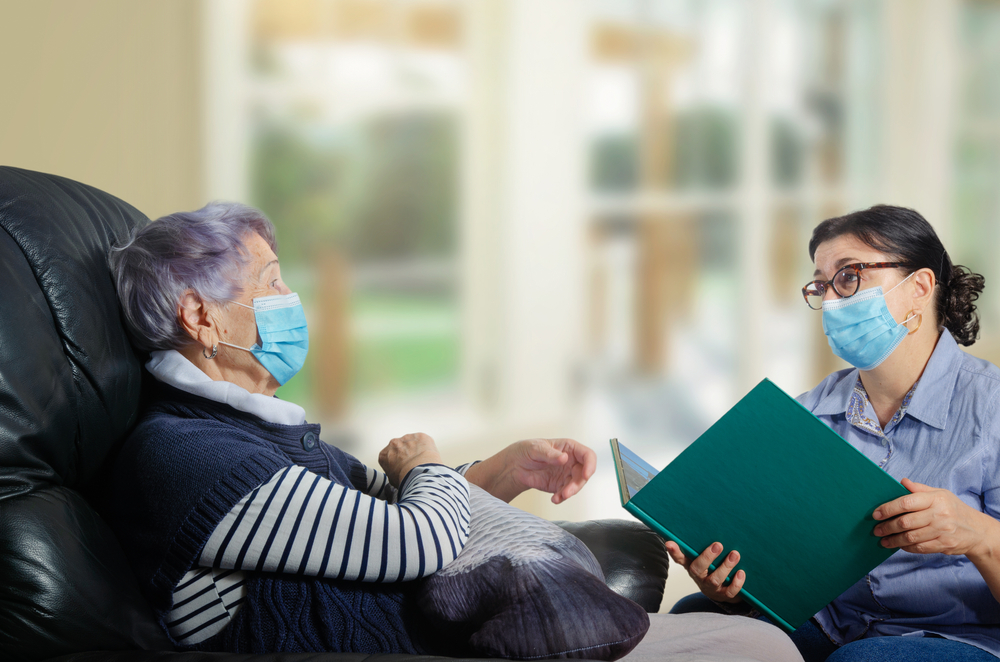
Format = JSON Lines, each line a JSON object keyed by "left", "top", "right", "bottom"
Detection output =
{"left": 302, "top": 431, "right": 318, "bottom": 450}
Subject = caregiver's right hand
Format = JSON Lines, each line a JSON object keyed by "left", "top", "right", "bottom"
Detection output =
{"left": 665, "top": 541, "right": 746, "bottom": 603}
{"left": 379, "top": 432, "right": 444, "bottom": 487}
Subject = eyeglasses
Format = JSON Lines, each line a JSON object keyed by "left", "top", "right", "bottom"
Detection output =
{"left": 802, "top": 262, "right": 907, "bottom": 310}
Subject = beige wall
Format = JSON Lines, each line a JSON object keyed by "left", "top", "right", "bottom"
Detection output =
{"left": 0, "top": 0, "right": 203, "bottom": 219}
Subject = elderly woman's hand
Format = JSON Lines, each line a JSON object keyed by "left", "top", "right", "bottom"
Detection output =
{"left": 464, "top": 438, "right": 597, "bottom": 504}
{"left": 665, "top": 541, "right": 746, "bottom": 604}
{"left": 378, "top": 432, "right": 444, "bottom": 488}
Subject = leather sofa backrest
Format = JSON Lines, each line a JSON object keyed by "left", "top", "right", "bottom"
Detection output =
{"left": 0, "top": 167, "right": 170, "bottom": 662}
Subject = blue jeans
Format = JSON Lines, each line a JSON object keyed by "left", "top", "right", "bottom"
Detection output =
{"left": 670, "top": 593, "right": 997, "bottom": 662}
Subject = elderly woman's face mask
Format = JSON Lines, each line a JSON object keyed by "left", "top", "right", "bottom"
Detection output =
{"left": 218, "top": 293, "right": 309, "bottom": 385}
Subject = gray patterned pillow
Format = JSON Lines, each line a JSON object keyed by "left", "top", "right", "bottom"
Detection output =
{"left": 419, "top": 485, "right": 650, "bottom": 660}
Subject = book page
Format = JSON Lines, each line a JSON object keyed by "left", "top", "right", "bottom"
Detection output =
{"left": 612, "top": 439, "right": 660, "bottom": 500}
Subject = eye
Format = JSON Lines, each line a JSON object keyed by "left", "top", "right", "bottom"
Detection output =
{"left": 837, "top": 269, "right": 859, "bottom": 285}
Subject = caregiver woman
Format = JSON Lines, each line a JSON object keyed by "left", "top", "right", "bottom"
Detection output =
{"left": 669, "top": 205, "right": 1000, "bottom": 662}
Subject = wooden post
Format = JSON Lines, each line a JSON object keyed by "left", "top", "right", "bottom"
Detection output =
{"left": 313, "top": 248, "right": 351, "bottom": 420}
{"left": 631, "top": 25, "right": 692, "bottom": 374}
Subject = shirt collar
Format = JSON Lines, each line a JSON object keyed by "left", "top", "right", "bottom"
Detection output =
{"left": 812, "top": 367, "right": 861, "bottom": 418}
{"left": 903, "top": 329, "right": 962, "bottom": 430}
{"left": 145, "top": 349, "right": 307, "bottom": 426}
{"left": 809, "top": 329, "right": 961, "bottom": 431}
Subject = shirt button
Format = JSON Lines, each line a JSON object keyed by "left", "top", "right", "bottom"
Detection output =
{"left": 302, "top": 431, "right": 318, "bottom": 450}
{"left": 881, "top": 438, "right": 889, "bottom": 447}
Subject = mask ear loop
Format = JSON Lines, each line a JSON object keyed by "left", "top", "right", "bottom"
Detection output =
{"left": 888, "top": 272, "right": 921, "bottom": 334}
{"left": 221, "top": 300, "right": 260, "bottom": 353}
{"left": 885, "top": 270, "right": 916, "bottom": 295}
{"left": 903, "top": 310, "right": 921, "bottom": 335}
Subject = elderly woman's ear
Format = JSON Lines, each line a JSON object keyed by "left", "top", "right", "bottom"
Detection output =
{"left": 178, "top": 289, "right": 221, "bottom": 350}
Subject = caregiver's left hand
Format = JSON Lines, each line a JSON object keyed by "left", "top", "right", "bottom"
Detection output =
{"left": 466, "top": 438, "right": 597, "bottom": 504}
{"left": 873, "top": 478, "right": 992, "bottom": 557}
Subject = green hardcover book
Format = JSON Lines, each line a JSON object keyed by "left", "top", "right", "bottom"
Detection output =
{"left": 610, "top": 378, "right": 910, "bottom": 633}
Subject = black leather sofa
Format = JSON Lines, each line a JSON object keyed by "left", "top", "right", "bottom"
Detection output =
{"left": 0, "top": 166, "right": 670, "bottom": 662}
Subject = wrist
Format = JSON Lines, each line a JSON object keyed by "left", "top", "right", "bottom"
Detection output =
{"left": 465, "top": 450, "right": 523, "bottom": 502}
{"left": 396, "top": 453, "right": 443, "bottom": 486}
{"left": 967, "top": 512, "right": 1000, "bottom": 565}
{"left": 463, "top": 458, "right": 492, "bottom": 492}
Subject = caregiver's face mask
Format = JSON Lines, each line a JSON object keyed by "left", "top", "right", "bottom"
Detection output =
{"left": 219, "top": 292, "right": 309, "bottom": 385}
{"left": 821, "top": 272, "right": 916, "bottom": 371}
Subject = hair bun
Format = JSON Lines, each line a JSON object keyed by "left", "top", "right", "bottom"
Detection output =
{"left": 942, "top": 265, "right": 985, "bottom": 346}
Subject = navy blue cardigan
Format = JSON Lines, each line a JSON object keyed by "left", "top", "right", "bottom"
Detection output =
{"left": 105, "top": 382, "right": 430, "bottom": 654}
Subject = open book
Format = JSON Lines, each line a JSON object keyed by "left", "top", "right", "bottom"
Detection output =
{"left": 611, "top": 378, "right": 910, "bottom": 632}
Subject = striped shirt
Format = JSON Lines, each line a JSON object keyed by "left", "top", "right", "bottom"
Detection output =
{"left": 166, "top": 461, "right": 472, "bottom": 645}
{"left": 144, "top": 350, "right": 473, "bottom": 646}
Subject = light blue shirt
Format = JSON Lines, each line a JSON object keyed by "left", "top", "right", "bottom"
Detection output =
{"left": 797, "top": 329, "right": 1000, "bottom": 657}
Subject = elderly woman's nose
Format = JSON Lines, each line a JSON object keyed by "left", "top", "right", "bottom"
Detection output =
{"left": 276, "top": 280, "right": 292, "bottom": 295}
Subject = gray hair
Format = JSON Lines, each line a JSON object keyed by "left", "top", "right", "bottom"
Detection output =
{"left": 109, "top": 202, "right": 278, "bottom": 353}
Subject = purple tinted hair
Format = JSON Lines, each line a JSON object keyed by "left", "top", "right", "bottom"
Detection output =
{"left": 109, "top": 202, "right": 278, "bottom": 353}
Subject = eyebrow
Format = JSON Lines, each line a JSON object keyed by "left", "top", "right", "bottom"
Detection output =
{"left": 813, "top": 257, "right": 860, "bottom": 278}
{"left": 258, "top": 259, "right": 279, "bottom": 280}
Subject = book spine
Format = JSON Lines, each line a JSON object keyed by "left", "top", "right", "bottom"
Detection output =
{"left": 624, "top": 501, "right": 797, "bottom": 633}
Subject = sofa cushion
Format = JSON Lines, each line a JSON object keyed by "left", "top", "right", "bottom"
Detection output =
{"left": 419, "top": 486, "right": 650, "bottom": 660}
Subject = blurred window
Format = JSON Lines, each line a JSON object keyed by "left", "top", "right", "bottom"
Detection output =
{"left": 586, "top": 0, "right": 853, "bottom": 427}
{"left": 247, "top": 0, "right": 464, "bottom": 412}
{"left": 954, "top": 0, "right": 1000, "bottom": 335}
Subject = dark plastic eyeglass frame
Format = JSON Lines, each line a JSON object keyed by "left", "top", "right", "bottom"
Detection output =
{"left": 802, "top": 262, "right": 907, "bottom": 310}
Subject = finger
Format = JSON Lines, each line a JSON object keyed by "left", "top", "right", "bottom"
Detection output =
{"left": 873, "top": 491, "right": 933, "bottom": 520}
{"left": 880, "top": 526, "right": 938, "bottom": 550}
{"left": 689, "top": 543, "right": 723, "bottom": 578}
{"left": 562, "top": 441, "right": 595, "bottom": 477}
{"left": 553, "top": 476, "right": 586, "bottom": 503}
{"left": 577, "top": 443, "right": 597, "bottom": 479}
{"left": 873, "top": 510, "right": 934, "bottom": 537}
{"left": 529, "top": 440, "right": 568, "bottom": 464}
{"left": 901, "top": 477, "right": 934, "bottom": 493}
{"left": 557, "top": 461, "right": 592, "bottom": 500}
{"left": 556, "top": 466, "right": 580, "bottom": 498}
{"left": 550, "top": 439, "right": 594, "bottom": 471}
{"left": 722, "top": 569, "right": 746, "bottom": 599}
{"left": 664, "top": 542, "right": 690, "bottom": 568}
{"left": 706, "top": 550, "right": 740, "bottom": 591}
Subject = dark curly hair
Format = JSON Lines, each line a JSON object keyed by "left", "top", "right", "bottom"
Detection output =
{"left": 808, "top": 205, "right": 985, "bottom": 346}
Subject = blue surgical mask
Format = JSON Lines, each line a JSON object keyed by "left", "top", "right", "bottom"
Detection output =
{"left": 821, "top": 273, "right": 916, "bottom": 371}
{"left": 219, "top": 292, "right": 309, "bottom": 385}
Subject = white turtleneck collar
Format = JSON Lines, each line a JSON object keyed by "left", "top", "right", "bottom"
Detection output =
{"left": 145, "top": 349, "right": 307, "bottom": 426}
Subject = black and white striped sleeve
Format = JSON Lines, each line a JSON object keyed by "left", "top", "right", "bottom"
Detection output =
{"left": 198, "top": 464, "right": 471, "bottom": 582}
{"left": 355, "top": 461, "right": 477, "bottom": 502}
{"left": 357, "top": 463, "right": 397, "bottom": 501}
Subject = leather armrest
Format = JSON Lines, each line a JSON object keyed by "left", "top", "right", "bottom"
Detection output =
{"left": 556, "top": 519, "right": 669, "bottom": 613}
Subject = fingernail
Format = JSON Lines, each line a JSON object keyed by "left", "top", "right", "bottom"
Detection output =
{"left": 728, "top": 551, "right": 738, "bottom": 562}
{"left": 711, "top": 543, "right": 722, "bottom": 553}
{"left": 873, "top": 509, "right": 882, "bottom": 519}
{"left": 873, "top": 526, "right": 883, "bottom": 536}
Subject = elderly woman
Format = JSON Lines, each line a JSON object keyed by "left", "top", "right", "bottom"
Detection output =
{"left": 105, "top": 202, "right": 803, "bottom": 661}
{"left": 669, "top": 205, "right": 1000, "bottom": 662}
